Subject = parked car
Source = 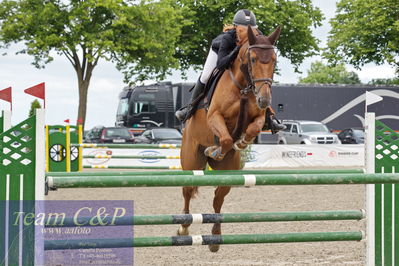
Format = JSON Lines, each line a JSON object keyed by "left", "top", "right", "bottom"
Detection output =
{"left": 84, "top": 126, "right": 134, "bottom": 143}
{"left": 277, "top": 120, "right": 341, "bottom": 144}
{"left": 84, "top": 125, "right": 104, "bottom": 143}
{"left": 135, "top": 128, "right": 182, "bottom": 144}
{"left": 99, "top": 127, "right": 135, "bottom": 143}
{"left": 338, "top": 128, "right": 364, "bottom": 144}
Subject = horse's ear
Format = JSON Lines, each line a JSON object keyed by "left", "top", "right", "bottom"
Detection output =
{"left": 268, "top": 26, "right": 281, "bottom": 45}
{"left": 247, "top": 25, "right": 256, "bottom": 45}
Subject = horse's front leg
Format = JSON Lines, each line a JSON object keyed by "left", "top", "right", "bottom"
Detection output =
{"left": 209, "top": 186, "right": 231, "bottom": 252}
{"left": 205, "top": 111, "right": 233, "bottom": 161}
{"left": 234, "top": 114, "right": 265, "bottom": 151}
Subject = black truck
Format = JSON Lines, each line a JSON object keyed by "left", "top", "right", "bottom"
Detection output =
{"left": 116, "top": 82, "right": 399, "bottom": 137}
{"left": 115, "top": 82, "right": 193, "bottom": 134}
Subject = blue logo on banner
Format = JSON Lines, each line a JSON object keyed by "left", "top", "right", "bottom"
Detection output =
{"left": 246, "top": 150, "right": 259, "bottom": 162}
{"left": 138, "top": 150, "right": 162, "bottom": 163}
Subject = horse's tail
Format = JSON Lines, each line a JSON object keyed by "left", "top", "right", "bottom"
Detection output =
{"left": 231, "top": 96, "right": 248, "bottom": 141}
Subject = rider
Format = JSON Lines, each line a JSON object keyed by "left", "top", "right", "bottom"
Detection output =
{"left": 175, "top": 9, "right": 285, "bottom": 133}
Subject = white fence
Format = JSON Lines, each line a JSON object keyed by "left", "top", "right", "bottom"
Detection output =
{"left": 83, "top": 144, "right": 364, "bottom": 169}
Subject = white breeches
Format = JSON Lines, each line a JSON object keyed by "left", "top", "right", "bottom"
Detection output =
{"left": 200, "top": 48, "right": 218, "bottom": 84}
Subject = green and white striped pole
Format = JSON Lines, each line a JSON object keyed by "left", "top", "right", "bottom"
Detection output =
{"left": 46, "top": 173, "right": 399, "bottom": 189}
{"left": 44, "top": 231, "right": 365, "bottom": 250}
{"left": 46, "top": 168, "right": 365, "bottom": 177}
{"left": 44, "top": 210, "right": 365, "bottom": 227}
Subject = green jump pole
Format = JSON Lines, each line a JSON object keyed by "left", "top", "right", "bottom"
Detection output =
{"left": 83, "top": 155, "right": 180, "bottom": 159}
{"left": 45, "top": 169, "right": 364, "bottom": 177}
{"left": 83, "top": 165, "right": 181, "bottom": 170}
{"left": 44, "top": 210, "right": 365, "bottom": 227}
{"left": 44, "top": 231, "right": 364, "bottom": 250}
{"left": 47, "top": 173, "right": 399, "bottom": 189}
{"left": 72, "top": 143, "right": 180, "bottom": 149}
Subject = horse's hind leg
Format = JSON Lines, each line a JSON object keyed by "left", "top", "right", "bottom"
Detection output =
{"left": 178, "top": 122, "right": 208, "bottom": 236}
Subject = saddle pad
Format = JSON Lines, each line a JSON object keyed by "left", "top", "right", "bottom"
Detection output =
{"left": 197, "top": 69, "right": 225, "bottom": 110}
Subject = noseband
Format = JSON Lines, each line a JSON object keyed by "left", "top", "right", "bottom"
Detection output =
{"left": 229, "top": 44, "right": 276, "bottom": 95}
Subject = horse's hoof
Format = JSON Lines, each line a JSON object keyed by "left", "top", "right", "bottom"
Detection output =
{"left": 204, "top": 146, "right": 225, "bottom": 161}
{"left": 233, "top": 141, "right": 246, "bottom": 151}
{"left": 177, "top": 226, "right": 189, "bottom": 236}
{"left": 208, "top": 244, "right": 220, "bottom": 252}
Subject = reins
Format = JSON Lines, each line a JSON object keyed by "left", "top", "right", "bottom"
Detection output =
{"left": 229, "top": 44, "right": 275, "bottom": 96}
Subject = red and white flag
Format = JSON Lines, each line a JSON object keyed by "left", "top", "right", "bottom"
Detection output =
{"left": 0, "top": 87, "right": 12, "bottom": 110}
{"left": 24, "top": 82, "right": 46, "bottom": 108}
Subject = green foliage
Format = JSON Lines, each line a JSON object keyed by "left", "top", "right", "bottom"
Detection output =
{"left": 368, "top": 78, "right": 399, "bottom": 85}
{"left": 299, "top": 61, "right": 361, "bottom": 84}
{"left": 29, "top": 99, "right": 42, "bottom": 117}
{"left": 0, "top": 0, "right": 189, "bottom": 82}
{"left": 0, "top": 0, "right": 188, "bottom": 126}
{"left": 0, "top": 0, "right": 324, "bottom": 125}
{"left": 325, "top": 0, "right": 399, "bottom": 75}
{"left": 174, "top": 0, "right": 324, "bottom": 72}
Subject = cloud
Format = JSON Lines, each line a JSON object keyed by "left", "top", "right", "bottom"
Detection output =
{"left": 349, "top": 64, "right": 397, "bottom": 83}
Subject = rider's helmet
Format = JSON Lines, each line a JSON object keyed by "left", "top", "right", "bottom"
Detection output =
{"left": 233, "top": 9, "right": 257, "bottom": 28}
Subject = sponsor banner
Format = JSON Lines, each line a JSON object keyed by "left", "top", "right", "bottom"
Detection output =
{"left": 245, "top": 144, "right": 364, "bottom": 168}
{"left": 83, "top": 145, "right": 364, "bottom": 169}
{"left": 83, "top": 148, "right": 180, "bottom": 167}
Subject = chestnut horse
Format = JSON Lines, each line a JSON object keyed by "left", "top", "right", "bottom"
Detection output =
{"left": 179, "top": 25, "right": 281, "bottom": 252}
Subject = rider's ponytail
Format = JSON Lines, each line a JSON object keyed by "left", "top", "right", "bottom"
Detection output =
{"left": 223, "top": 24, "right": 235, "bottom": 32}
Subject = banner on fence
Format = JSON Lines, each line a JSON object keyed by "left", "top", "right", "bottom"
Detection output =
{"left": 83, "top": 144, "right": 364, "bottom": 169}
{"left": 244, "top": 144, "right": 364, "bottom": 168}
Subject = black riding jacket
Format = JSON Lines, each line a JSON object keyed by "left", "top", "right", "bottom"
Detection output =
{"left": 211, "top": 29, "right": 239, "bottom": 70}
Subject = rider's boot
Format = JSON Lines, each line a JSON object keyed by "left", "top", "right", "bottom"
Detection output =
{"left": 271, "top": 118, "right": 286, "bottom": 133}
{"left": 264, "top": 107, "right": 286, "bottom": 134}
{"left": 175, "top": 79, "right": 205, "bottom": 121}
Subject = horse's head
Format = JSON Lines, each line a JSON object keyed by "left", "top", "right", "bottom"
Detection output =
{"left": 238, "top": 25, "right": 281, "bottom": 109}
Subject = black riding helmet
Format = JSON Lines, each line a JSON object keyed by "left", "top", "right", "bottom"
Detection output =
{"left": 233, "top": 9, "right": 257, "bottom": 28}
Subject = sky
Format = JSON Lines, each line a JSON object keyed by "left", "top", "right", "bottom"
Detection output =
{"left": 0, "top": 0, "right": 397, "bottom": 129}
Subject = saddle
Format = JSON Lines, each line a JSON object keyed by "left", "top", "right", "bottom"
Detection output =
{"left": 183, "top": 69, "right": 225, "bottom": 122}
{"left": 183, "top": 68, "right": 280, "bottom": 136}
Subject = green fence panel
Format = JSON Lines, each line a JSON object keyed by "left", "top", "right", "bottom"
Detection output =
{"left": 0, "top": 113, "right": 43, "bottom": 266}
{"left": 47, "top": 125, "right": 79, "bottom": 172}
{"left": 374, "top": 120, "right": 399, "bottom": 266}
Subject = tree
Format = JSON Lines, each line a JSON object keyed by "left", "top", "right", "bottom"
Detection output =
{"left": 325, "top": 0, "right": 399, "bottom": 76}
{"left": 368, "top": 78, "right": 399, "bottom": 85}
{"left": 299, "top": 61, "right": 361, "bottom": 84}
{"left": 174, "top": 0, "right": 324, "bottom": 72}
{"left": 0, "top": 0, "right": 188, "bottom": 127}
{"left": 29, "top": 99, "right": 42, "bottom": 117}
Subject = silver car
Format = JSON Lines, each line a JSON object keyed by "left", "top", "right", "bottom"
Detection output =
{"left": 277, "top": 120, "right": 341, "bottom": 144}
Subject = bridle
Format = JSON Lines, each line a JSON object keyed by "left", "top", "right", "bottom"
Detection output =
{"left": 229, "top": 44, "right": 276, "bottom": 96}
